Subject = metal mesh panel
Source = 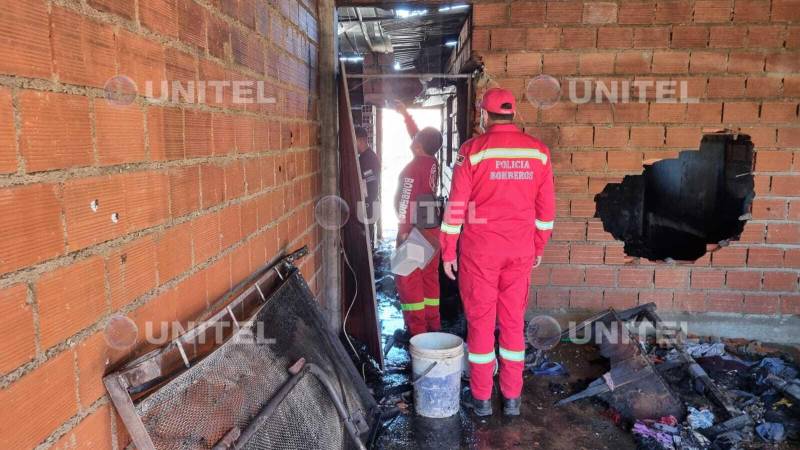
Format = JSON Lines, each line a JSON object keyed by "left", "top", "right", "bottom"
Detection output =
{"left": 132, "top": 270, "right": 374, "bottom": 450}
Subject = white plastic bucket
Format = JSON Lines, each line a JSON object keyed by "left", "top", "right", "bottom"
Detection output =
{"left": 409, "top": 332, "right": 464, "bottom": 418}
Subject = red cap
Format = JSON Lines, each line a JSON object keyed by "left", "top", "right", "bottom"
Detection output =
{"left": 480, "top": 88, "right": 516, "bottom": 114}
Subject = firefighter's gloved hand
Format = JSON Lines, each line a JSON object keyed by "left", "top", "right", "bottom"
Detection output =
{"left": 534, "top": 256, "right": 543, "bottom": 268}
{"left": 444, "top": 260, "right": 458, "bottom": 280}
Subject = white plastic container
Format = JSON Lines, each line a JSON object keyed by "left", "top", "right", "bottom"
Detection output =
{"left": 390, "top": 227, "right": 435, "bottom": 276}
{"left": 409, "top": 332, "right": 464, "bottom": 418}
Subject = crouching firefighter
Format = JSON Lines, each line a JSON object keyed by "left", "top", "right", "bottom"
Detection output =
{"left": 394, "top": 101, "right": 444, "bottom": 337}
{"left": 440, "top": 88, "right": 556, "bottom": 417}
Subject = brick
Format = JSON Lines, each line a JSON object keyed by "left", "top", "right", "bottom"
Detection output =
{"left": 559, "top": 126, "right": 593, "bottom": 146}
{"left": 207, "top": 13, "right": 231, "bottom": 59}
{"left": 168, "top": 166, "right": 201, "bottom": 218}
{"left": 0, "top": 284, "right": 35, "bottom": 374}
{"left": 675, "top": 291, "right": 706, "bottom": 312}
{"left": 615, "top": 50, "right": 652, "bottom": 73}
{"left": 232, "top": 28, "right": 264, "bottom": 73}
{"left": 691, "top": 269, "right": 726, "bottom": 288}
{"left": 184, "top": 109, "right": 213, "bottom": 158}
{"left": 761, "top": 102, "right": 799, "bottom": 123}
{"left": 223, "top": 160, "right": 246, "bottom": 201}
{"left": 570, "top": 244, "right": 605, "bottom": 264}
{"left": 492, "top": 28, "right": 527, "bottom": 50}
{"left": 579, "top": 52, "right": 615, "bottom": 74}
{"left": 571, "top": 289, "right": 604, "bottom": 310}
{"left": 640, "top": 290, "right": 674, "bottom": 311}
{"left": 613, "top": 103, "right": 649, "bottom": 122}
{"left": 116, "top": 30, "right": 166, "bottom": 100}
{"left": 0, "top": 0, "right": 51, "bottom": 79}
{"left": 767, "top": 223, "right": 800, "bottom": 244}
{"left": 550, "top": 267, "right": 585, "bottom": 286}
{"left": 595, "top": 127, "right": 629, "bottom": 148}
{"left": 511, "top": 1, "right": 546, "bottom": 24}
{"left": 474, "top": 3, "right": 507, "bottom": 26}
{"left": 542, "top": 102, "right": 577, "bottom": 123}
{"left": 200, "top": 164, "right": 225, "bottom": 208}
{"left": 177, "top": 0, "right": 206, "bottom": 49}
{"left": 772, "top": 0, "right": 800, "bottom": 22}
{"left": 63, "top": 404, "right": 113, "bottom": 449}
{"left": 598, "top": 27, "right": 633, "bottom": 48}
{"left": 727, "top": 52, "right": 764, "bottom": 73}
{"left": 122, "top": 172, "right": 170, "bottom": 233}
{"left": 671, "top": 26, "right": 709, "bottom": 48}
{"left": 584, "top": 2, "right": 618, "bottom": 23}
{"left": 472, "top": 29, "right": 490, "bottom": 51}
{"left": 0, "top": 352, "right": 77, "bottom": 449}
{"left": 708, "top": 76, "right": 745, "bottom": 98}
{"left": 577, "top": 104, "right": 613, "bottom": 123}
{"left": 710, "top": 246, "right": 748, "bottom": 266}
{"left": 709, "top": 26, "right": 747, "bottom": 48}
{"left": 572, "top": 151, "right": 607, "bottom": 171}
{"left": 690, "top": 51, "right": 727, "bottom": 73}
{"left": 666, "top": 127, "right": 702, "bottom": 147}
{"left": 631, "top": 126, "right": 665, "bottom": 146}
{"left": 140, "top": 0, "right": 179, "bottom": 36}
{"left": 723, "top": 102, "right": 760, "bottom": 123}
{"left": 767, "top": 53, "right": 800, "bottom": 73}
{"left": 756, "top": 151, "right": 793, "bottom": 172}
{"left": 655, "top": 0, "right": 693, "bottom": 23}
{"left": 220, "top": 204, "right": 242, "bottom": 249}
{"left": 650, "top": 104, "right": 686, "bottom": 123}
{"left": 0, "top": 184, "right": 65, "bottom": 274}
{"left": 618, "top": 267, "right": 653, "bottom": 288}
{"left": 634, "top": 26, "right": 670, "bottom": 48}
{"left": 235, "top": 116, "right": 255, "bottom": 152}
{"left": 95, "top": 101, "right": 146, "bottom": 166}
{"left": 51, "top": 8, "right": 116, "bottom": 88}
{"left": 694, "top": 0, "right": 733, "bottom": 22}
{"left": 165, "top": 47, "right": 196, "bottom": 85}
{"left": 603, "top": 289, "right": 639, "bottom": 309}
{"left": 585, "top": 267, "right": 616, "bottom": 286}
{"left": 763, "top": 271, "right": 798, "bottom": 291}
{"left": 740, "top": 222, "right": 766, "bottom": 243}
{"left": 546, "top": 1, "right": 583, "bottom": 23}
{"left": 19, "top": 91, "right": 92, "bottom": 172}
{"left": 561, "top": 27, "right": 597, "bottom": 49}
{"left": 748, "top": 248, "right": 784, "bottom": 267}
{"left": 507, "top": 52, "right": 542, "bottom": 75}
{"left": 148, "top": 107, "right": 184, "bottom": 160}
{"left": 0, "top": 88, "right": 16, "bottom": 173}
{"left": 771, "top": 175, "right": 800, "bottom": 195}
{"left": 652, "top": 51, "right": 690, "bottom": 73}
{"left": 618, "top": 2, "right": 655, "bottom": 24}
{"left": 37, "top": 258, "right": 106, "bottom": 349}
{"left": 748, "top": 25, "right": 786, "bottom": 48}
{"left": 589, "top": 178, "right": 621, "bottom": 196}
{"left": 106, "top": 235, "right": 158, "bottom": 309}
{"left": 536, "top": 288, "right": 569, "bottom": 309}
{"left": 726, "top": 270, "right": 762, "bottom": 290}
{"left": 157, "top": 223, "right": 193, "bottom": 283}
{"left": 192, "top": 212, "right": 221, "bottom": 263}
{"left": 734, "top": 0, "right": 771, "bottom": 22}
{"left": 707, "top": 291, "right": 744, "bottom": 312}
{"left": 743, "top": 294, "right": 780, "bottom": 314}
{"left": 89, "top": 0, "right": 134, "bottom": 18}
{"left": 608, "top": 151, "right": 643, "bottom": 171}
{"left": 543, "top": 53, "right": 579, "bottom": 74}
{"left": 655, "top": 267, "right": 690, "bottom": 288}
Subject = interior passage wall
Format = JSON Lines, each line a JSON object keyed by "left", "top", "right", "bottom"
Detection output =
{"left": 0, "top": 0, "right": 322, "bottom": 448}
{"left": 471, "top": 0, "right": 799, "bottom": 316}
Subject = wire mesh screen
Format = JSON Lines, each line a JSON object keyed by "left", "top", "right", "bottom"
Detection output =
{"left": 133, "top": 269, "right": 375, "bottom": 449}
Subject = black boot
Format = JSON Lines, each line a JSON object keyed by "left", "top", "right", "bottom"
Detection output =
{"left": 502, "top": 397, "right": 521, "bottom": 416}
{"left": 465, "top": 392, "right": 493, "bottom": 417}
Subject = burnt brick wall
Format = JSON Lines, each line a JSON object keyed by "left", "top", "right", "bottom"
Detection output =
{"left": 0, "top": 0, "right": 321, "bottom": 448}
{"left": 471, "top": 1, "right": 799, "bottom": 316}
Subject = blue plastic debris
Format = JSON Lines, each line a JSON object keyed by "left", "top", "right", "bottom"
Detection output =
{"left": 531, "top": 360, "right": 567, "bottom": 376}
{"left": 756, "top": 422, "right": 786, "bottom": 443}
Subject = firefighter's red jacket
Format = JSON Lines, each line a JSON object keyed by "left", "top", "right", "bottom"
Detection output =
{"left": 440, "top": 123, "right": 556, "bottom": 261}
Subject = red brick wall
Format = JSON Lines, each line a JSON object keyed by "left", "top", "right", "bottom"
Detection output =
{"left": 472, "top": 1, "right": 799, "bottom": 315}
{"left": 0, "top": 0, "right": 321, "bottom": 448}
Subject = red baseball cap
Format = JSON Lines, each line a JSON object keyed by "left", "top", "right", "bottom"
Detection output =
{"left": 481, "top": 88, "right": 516, "bottom": 114}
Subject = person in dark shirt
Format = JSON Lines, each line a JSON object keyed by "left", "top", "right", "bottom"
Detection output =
{"left": 356, "top": 127, "right": 380, "bottom": 246}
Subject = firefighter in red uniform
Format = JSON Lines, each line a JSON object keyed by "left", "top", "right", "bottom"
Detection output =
{"left": 394, "top": 102, "right": 443, "bottom": 336}
{"left": 440, "top": 88, "right": 556, "bottom": 416}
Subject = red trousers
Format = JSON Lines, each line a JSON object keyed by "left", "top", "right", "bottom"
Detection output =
{"left": 459, "top": 251, "right": 535, "bottom": 401}
{"left": 396, "top": 231, "right": 441, "bottom": 336}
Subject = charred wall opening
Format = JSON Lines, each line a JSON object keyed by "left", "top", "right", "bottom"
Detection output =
{"left": 595, "top": 133, "right": 755, "bottom": 262}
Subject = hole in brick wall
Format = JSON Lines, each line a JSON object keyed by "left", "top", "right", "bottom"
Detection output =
{"left": 595, "top": 133, "right": 755, "bottom": 262}
{"left": 90, "top": 199, "right": 99, "bottom": 212}
{"left": 111, "top": 212, "right": 120, "bottom": 223}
